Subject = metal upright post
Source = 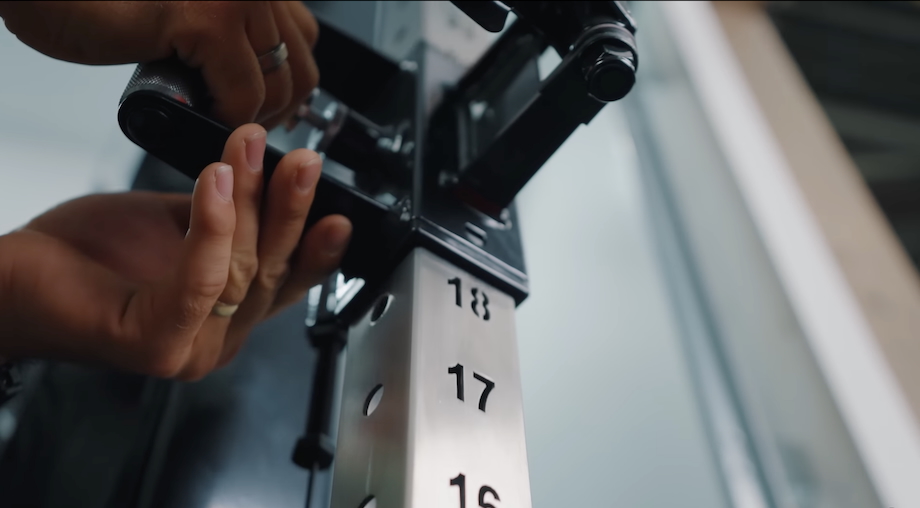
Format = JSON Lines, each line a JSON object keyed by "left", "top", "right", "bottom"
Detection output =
{"left": 330, "top": 248, "right": 532, "bottom": 508}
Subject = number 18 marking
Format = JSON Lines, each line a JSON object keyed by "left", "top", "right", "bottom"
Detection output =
{"left": 448, "top": 278, "right": 490, "bottom": 321}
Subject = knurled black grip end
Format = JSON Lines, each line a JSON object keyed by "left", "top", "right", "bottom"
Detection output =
{"left": 120, "top": 58, "right": 210, "bottom": 113}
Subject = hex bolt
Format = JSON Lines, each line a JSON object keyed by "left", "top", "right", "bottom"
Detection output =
{"left": 582, "top": 42, "right": 637, "bottom": 103}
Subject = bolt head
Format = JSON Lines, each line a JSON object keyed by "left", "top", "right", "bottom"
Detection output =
{"left": 584, "top": 44, "right": 637, "bottom": 103}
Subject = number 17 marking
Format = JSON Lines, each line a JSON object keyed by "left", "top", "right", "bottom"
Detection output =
{"left": 449, "top": 364, "right": 495, "bottom": 412}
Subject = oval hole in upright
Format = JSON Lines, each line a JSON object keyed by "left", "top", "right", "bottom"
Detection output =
{"left": 358, "top": 495, "right": 376, "bottom": 508}
{"left": 464, "top": 221, "right": 488, "bottom": 247}
{"left": 369, "top": 293, "right": 393, "bottom": 325}
{"left": 364, "top": 384, "right": 384, "bottom": 417}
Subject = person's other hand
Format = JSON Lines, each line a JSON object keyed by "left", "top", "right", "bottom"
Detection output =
{"left": 0, "top": 124, "right": 351, "bottom": 380}
{"left": 0, "top": 1, "right": 320, "bottom": 129}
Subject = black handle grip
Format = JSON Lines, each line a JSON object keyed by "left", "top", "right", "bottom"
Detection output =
{"left": 120, "top": 57, "right": 209, "bottom": 111}
{"left": 118, "top": 58, "right": 394, "bottom": 284}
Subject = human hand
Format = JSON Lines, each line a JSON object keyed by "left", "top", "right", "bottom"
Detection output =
{"left": 0, "top": 124, "right": 351, "bottom": 380}
{"left": 0, "top": 1, "right": 320, "bottom": 128}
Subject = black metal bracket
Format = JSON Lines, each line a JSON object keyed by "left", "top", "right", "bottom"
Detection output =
{"left": 116, "top": 1, "right": 637, "bottom": 325}
{"left": 437, "top": 1, "right": 638, "bottom": 216}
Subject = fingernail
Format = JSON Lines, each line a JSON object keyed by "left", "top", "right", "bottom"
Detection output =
{"left": 245, "top": 131, "right": 266, "bottom": 172}
{"left": 216, "top": 164, "right": 233, "bottom": 201}
{"left": 324, "top": 223, "right": 352, "bottom": 256}
{"left": 296, "top": 157, "right": 322, "bottom": 192}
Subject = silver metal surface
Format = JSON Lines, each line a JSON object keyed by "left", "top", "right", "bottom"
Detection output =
{"left": 331, "top": 248, "right": 532, "bottom": 508}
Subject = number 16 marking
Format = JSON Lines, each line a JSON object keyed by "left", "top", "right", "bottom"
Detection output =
{"left": 451, "top": 473, "right": 500, "bottom": 508}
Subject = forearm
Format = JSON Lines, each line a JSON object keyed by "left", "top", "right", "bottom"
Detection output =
{"left": 0, "top": 1, "right": 170, "bottom": 65}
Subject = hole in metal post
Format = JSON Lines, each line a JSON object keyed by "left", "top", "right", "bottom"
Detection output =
{"left": 364, "top": 384, "right": 384, "bottom": 416}
{"left": 465, "top": 222, "right": 488, "bottom": 247}
{"left": 465, "top": 205, "right": 513, "bottom": 230}
{"left": 369, "top": 293, "right": 393, "bottom": 325}
{"left": 358, "top": 495, "right": 377, "bottom": 508}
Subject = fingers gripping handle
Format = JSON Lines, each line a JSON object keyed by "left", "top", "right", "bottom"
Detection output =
{"left": 118, "top": 59, "right": 392, "bottom": 290}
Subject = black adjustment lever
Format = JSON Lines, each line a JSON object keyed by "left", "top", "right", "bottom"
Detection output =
{"left": 430, "top": 0, "right": 639, "bottom": 218}
{"left": 117, "top": 18, "right": 424, "bottom": 324}
{"left": 117, "top": 28, "right": 400, "bottom": 320}
{"left": 450, "top": 1, "right": 511, "bottom": 32}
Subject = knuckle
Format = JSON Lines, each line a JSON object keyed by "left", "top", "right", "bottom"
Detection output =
{"left": 234, "top": 255, "right": 260, "bottom": 284}
{"left": 169, "top": 26, "right": 205, "bottom": 65}
{"left": 190, "top": 277, "right": 227, "bottom": 304}
{"left": 256, "top": 263, "right": 290, "bottom": 290}
{"left": 199, "top": 204, "right": 236, "bottom": 238}
{"left": 201, "top": 283, "right": 228, "bottom": 305}
{"left": 279, "top": 210, "right": 307, "bottom": 232}
{"left": 170, "top": 294, "right": 216, "bottom": 332}
{"left": 169, "top": 2, "right": 240, "bottom": 59}
{"left": 219, "top": 286, "right": 246, "bottom": 307}
{"left": 273, "top": 203, "right": 307, "bottom": 228}
{"left": 200, "top": 1, "right": 245, "bottom": 23}
{"left": 213, "top": 220, "right": 236, "bottom": 239}
{"left": 223, "top": 259, "right": 257, "bottom": 304}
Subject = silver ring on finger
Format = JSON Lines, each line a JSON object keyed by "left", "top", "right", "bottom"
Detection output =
{"left": 212, "top": 301, "right": 240, "bottom": 318}
{"left": 258, "top": 42, "right": 288, "bottom": 74}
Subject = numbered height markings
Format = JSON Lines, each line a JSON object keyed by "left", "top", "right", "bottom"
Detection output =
{"left": 445, "top": 276, "right": 503, "bottom": 506}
